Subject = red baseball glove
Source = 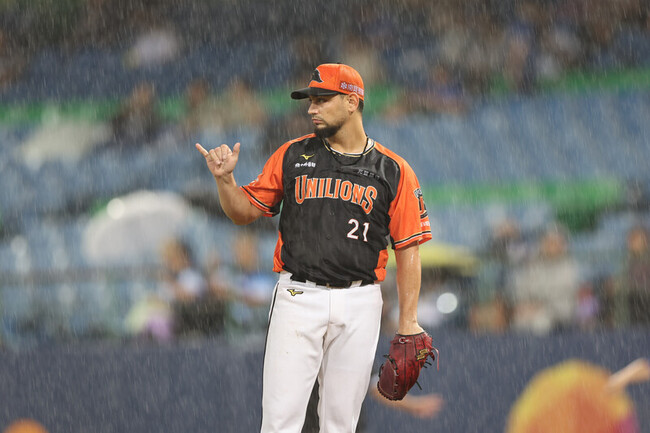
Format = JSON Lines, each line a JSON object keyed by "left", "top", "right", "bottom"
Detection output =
{"left": 377, "top": 331, "right": 439, "bottom": 401}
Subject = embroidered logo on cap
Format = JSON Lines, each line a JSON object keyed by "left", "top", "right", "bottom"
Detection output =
{"left": 311, "top": 69, "right": 324, "bottom": 83}
{"left": 340, "top": 82, "right": 364, "bottom": 96}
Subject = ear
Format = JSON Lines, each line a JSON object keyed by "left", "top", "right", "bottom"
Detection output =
{"left": 346, "top": 93, "right": 360, "bottom": 114}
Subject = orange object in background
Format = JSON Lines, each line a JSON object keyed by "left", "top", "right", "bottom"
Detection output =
{"left": 506, "top": 359, "right": 642, "bottom": 433}
{"left": 3, "top": 419, "right": 48, "bottom": 433}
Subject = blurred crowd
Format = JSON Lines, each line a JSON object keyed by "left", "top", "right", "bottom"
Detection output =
{"left": 0, "top": 0, "right": 649, "bottom": 117}
{"left": 2, "top": 0, "right": 648, "bottom": 163}
{"left": 118, "top": 215, "right": 650, "bottom": 346}
{"left": 2, "top": 0, "right": 650, "bottom": 173}
{"left": 124, "top": 229, "right": 277, "bottom": 344}
{"left": 466, "top": 218, "right": 650, "bottom": 335}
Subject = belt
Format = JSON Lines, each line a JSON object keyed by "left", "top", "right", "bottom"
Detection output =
{"left": 290, "top": 274, "right": 375, "bottom": 289}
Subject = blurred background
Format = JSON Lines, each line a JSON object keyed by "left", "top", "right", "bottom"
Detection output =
{"left": 0, "top": 0, "right": 649, "bottom": 432}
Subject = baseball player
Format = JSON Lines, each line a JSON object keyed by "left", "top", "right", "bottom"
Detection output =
{"left": 196, "top": 63, "right": 433, "bottom": 433}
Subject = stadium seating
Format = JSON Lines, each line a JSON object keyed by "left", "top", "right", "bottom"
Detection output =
{"left": 1, "top": 91, "right": 648, "bottom": 250}
{"left": 1, "top": 76, "right": 649, "bottom": 343}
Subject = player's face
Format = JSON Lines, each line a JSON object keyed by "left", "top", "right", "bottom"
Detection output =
{"left": 308, "top": 94, "right": 347, "bottom": 138}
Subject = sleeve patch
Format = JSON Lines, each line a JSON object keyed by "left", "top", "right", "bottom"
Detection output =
{"left": 414, "top": 187, "right": 428, "bottom": 218}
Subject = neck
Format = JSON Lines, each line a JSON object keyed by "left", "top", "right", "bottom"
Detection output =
{"left": 326, "top": 116, "right": 367, "bottom": 154}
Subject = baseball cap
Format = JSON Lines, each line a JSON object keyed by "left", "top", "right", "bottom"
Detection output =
{"left": 291, "top": 63, "right": 365, "bottom": 101}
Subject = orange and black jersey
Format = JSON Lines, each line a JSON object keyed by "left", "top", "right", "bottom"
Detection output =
{"left": 242, "top": 134, "right": 432, "bottom": 284}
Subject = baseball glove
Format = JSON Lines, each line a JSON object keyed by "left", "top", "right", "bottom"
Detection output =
{"left": 377, "top": 331, "right": 438, "bottom": 401}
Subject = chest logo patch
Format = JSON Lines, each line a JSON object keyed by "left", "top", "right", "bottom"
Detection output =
{"left": 294, "top": 175, "right": 378, "bottom": 214}
{"left": 287, "top": 289, "right": 304, "bottom": 296}
{"left": 301, "top": 154, "right": 315, "bottom": 160}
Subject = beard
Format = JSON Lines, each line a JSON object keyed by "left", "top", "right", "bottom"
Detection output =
{"left": 314, "top": 120, "right": 343, "bottom": 139}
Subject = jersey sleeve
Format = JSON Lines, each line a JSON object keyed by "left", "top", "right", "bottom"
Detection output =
{"left": 240, "top": 142, "right": 289, "bottom": 217}
{"left": 388, "top": 161, "right": 432, "bottom": 249}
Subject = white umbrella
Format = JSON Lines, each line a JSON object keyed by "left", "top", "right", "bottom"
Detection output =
{"left": 82, "top": 190, "right": 192, "bottom": 266}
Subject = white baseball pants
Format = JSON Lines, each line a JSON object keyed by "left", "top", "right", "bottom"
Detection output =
{"left": 260, "top": 272, "right": 383, "bottom": 433}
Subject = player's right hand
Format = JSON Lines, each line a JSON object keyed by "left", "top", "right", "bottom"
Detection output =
{"left": 195, "top": 142, "right": 240, "bottom": 179}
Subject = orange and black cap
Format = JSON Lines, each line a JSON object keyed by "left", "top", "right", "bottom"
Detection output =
{"left": 291, "top": 63, "right": 365, "bottom": 101}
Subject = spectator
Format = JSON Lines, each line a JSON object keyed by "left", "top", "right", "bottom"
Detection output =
{"left": 384, "top": 63, "right": 468, "bottom": 120}
{"left": 460, "top": 10, "right": 507, "bottom": 95}
{"left": 287, "top": 34, "right": 330, "bottom": 90}
{"left": 535, "top": 5, "right": 583, "bottom": 82}
{"left": 64, "top": 0, "right": 131, "bottom": 50}
{"left": 110, "top": 81, "right": 162, "bottom": 147}
{"left": 215, "top": 77, "right": 267, "bottom": 131}
{"left": 158, "top": 237, "right": 213, "bottom": 337}
{"left": 201, "top": 249, "right": 232, "bottom": 335}
{"left": 428, "top": 1, "right": 470, "bottom": 71}
{"left": 417, "top": 63, "right": 469, "bottom": 115}
{"left": 338, "top": 31, "right": 387, "bottom": 89}
{"left": 485, "top": 219, "right": 531, "bottom": 290}
{"left": 502, "top": 1, "right": 544, "bottom": 93}
{"left": 0, "top": 28, "right": 27, "bottom": 89}
{"left": 124, "top": 291, "right": 174, "bottom": 343}
{"left": 609, "top": 3, "right": 650, "bottom": 69}
{"left": 617, "top": 225, "right": 650, "bottom": 326}
{"left": 508, "top": 225, "right": 581, "bottom": 334}
{"left": 205, "top": 250, "right": 232, "bottom": 300}
{"left": 178, "top": 77, "right": 223, "bottom": 137}
{"left": 579, "top": 7, "right": 621, "bottom": 71}
{"left": 575, "top": 282, "right": 600, "bottom": 330}
{"left": 124, "top": 14, "right": 181, "bottom": 69}
{"left": 125, "top": 237, "right": 213, "bottom": 342}
{"left": 225, "top": 231, "right": 276, "bottom": 335}
{"left": 594, "top": 274, "right": 619, "bottom": 329}
{"left": 470, "top": 219, "right": 531, "bottom": 333}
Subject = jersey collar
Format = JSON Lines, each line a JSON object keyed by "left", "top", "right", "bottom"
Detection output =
{"left": 322, "top": 137, "right": 375, "bottom": 157}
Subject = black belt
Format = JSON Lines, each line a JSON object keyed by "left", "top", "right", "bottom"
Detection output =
{"left": 290, "top": 275, "right": 375, "bottom": 289}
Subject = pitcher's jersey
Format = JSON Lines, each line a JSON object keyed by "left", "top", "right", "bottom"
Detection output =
{"left": 241, "top": 134, "right": 432, "bottom": 283}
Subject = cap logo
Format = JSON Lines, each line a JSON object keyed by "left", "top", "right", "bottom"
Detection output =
{"left": 311, "top": 69, "right": 324, "bottom": 83}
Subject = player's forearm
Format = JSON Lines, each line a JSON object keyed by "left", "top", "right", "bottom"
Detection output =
{"left": 214, "top": 173, "right": 260, "bottom": 225}
{"left": 394, "top": 243, "right": 424, "bottom": 334}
